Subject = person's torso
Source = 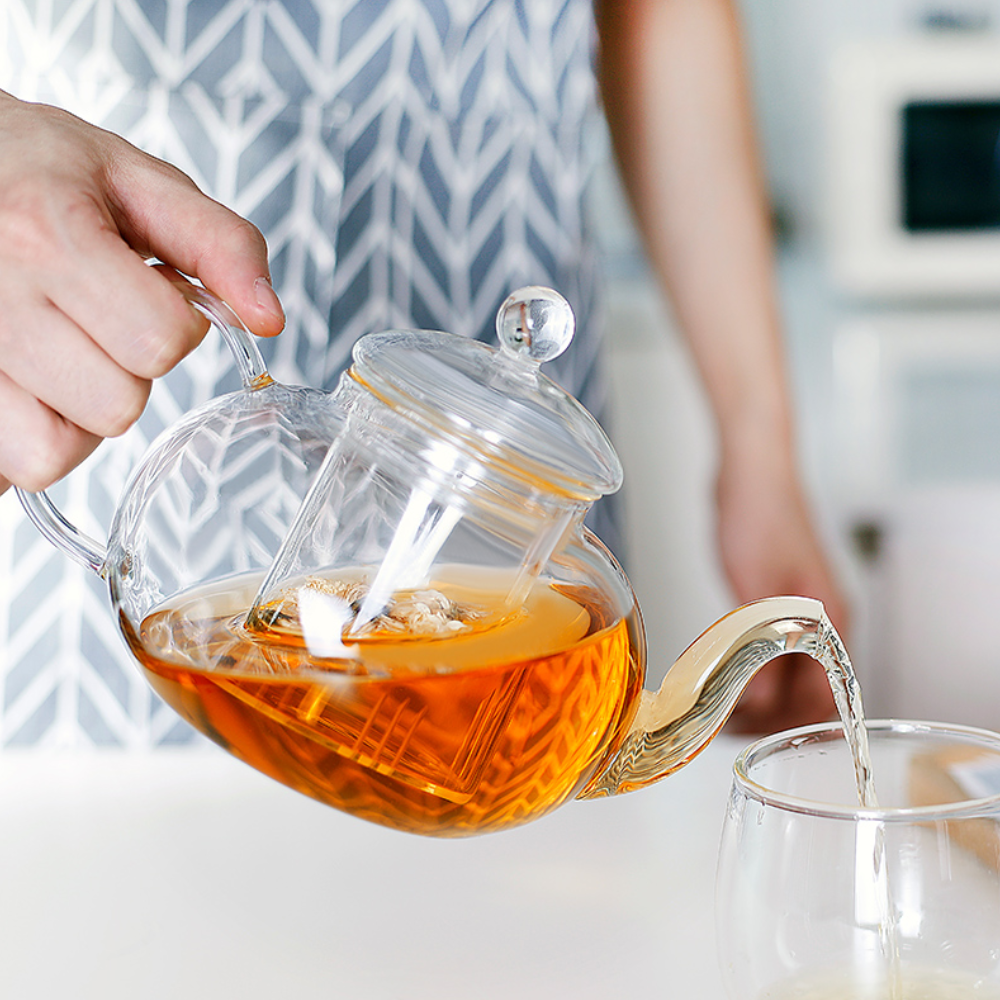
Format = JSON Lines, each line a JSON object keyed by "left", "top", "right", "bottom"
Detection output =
{"left": 0, "top": 0, "right": 610, "bottom": 747}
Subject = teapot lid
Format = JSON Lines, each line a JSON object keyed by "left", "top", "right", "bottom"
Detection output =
{"left": 348, "top": 287, "right": 623, "bottom": 502}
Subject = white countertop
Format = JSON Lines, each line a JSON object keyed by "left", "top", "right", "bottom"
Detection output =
{"left": 0, "top": 737, "right": 741, "bottom": 999}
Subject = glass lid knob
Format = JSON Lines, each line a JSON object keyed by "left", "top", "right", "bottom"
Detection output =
{"left": 496, "top": 286, "right": 574, "bottom": 364}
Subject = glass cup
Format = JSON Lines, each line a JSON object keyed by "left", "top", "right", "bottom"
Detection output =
{"left": 717, "top": 720, "right": 1000, "bottom": 999}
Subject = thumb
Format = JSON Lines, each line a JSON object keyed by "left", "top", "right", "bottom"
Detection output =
{"left": 105, "top": 145, "right": 285, "bottom": 337}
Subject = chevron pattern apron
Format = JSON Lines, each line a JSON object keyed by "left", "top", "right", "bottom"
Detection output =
{"left": 0, "top": 0, "right": 613, "bottom": 746}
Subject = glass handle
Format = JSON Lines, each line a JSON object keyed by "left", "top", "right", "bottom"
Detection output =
{"left": 17, "top": 487, "right": 107, "bottom": 575}
{"left": 579, "top": 596, "right": 836, "bottom": 798}
{"left": 15, "top": 277, "right": 270, "bottom": 576}
{"left": 170, "top": 279, "right": 271, "bottom": 389}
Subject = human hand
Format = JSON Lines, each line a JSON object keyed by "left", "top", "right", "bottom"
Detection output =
{"left": 714, "top": 440, "right": 851, "bottom": 735}
{"left": 0, "top": 91, "right": 285, "bottom": 495}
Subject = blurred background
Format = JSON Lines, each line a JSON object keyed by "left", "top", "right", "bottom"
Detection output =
{"left": 2, "top": 4, "right": 1000, "bottom": 997}
{"left": 602, "top": 0, "right": 1000, "bottom": 729}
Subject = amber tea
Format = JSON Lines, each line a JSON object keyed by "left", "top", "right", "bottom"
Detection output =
{"left": 125, "top": 569, "right": 643, "bottom": 836}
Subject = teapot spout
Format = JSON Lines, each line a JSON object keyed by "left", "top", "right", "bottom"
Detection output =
{"left": 579, "top": 596, "right": 846, "bottom": 798}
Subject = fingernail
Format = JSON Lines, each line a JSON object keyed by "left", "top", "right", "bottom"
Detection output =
{"left": 254, "top": 276, "right": 284, "bottom": 322}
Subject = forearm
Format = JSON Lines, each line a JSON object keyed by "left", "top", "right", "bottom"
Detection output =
{"left": 595, "top": 0, "right": 794, "bottom": 465}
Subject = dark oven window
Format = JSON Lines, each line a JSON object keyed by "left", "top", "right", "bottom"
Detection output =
{"left": 902, "top": 100, "right": 1000, "bottom": 231}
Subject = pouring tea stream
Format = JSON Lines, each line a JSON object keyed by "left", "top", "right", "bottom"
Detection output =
{"left": 17, "top": 281, "right": 869, "bottom": 836}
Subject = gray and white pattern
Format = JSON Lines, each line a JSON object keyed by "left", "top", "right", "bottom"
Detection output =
{"left": 0, "top": 0, "right": 611, "bottom": 746}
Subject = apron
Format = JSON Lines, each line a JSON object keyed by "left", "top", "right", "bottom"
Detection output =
{"left": 0, "top": 0, "right": 613, "bottom": 746}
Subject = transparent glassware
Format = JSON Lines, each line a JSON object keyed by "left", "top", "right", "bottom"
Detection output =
{"left": 717, "top": 720, "right": 1000, "bottom": 999}
{"left": 18, "top": 280, "right": 857, "bottom": 837}
{"left": 17, "top": 280, "right": 342, "bottom": 648}
{"left": 244, "top": 286, "right": 622, "bottom": 640}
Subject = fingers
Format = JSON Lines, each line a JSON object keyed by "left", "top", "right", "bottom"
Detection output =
{"left": 0, "top": 127, "right": 213, "bottom": 381}
{"left": 0, "top": 175, "right": 160, "bottom": 492}
{"left": 0, "top": 94, "right": 284, "bottom": 339}
{"left": 37, "top": 225, "right": 212, "bottom": 381}
{"left": 0, "top": 370, "right": 102, "bottom": 492}
{"left": 0, "top": 290, "right": 153, "bottom": 435}
{"left": 0, "top": 94, "right": 285, "bottom": 492}
{"left": 106, "top": 151, "right": 285, "bottom": 337}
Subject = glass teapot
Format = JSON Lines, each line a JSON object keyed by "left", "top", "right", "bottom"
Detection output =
{"left": 18, "top": 280, "right": 839, "bottom": 838}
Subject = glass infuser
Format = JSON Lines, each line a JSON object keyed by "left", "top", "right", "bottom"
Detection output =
{"left": 19, "top": 279, "right": 845, "bottom": 837}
